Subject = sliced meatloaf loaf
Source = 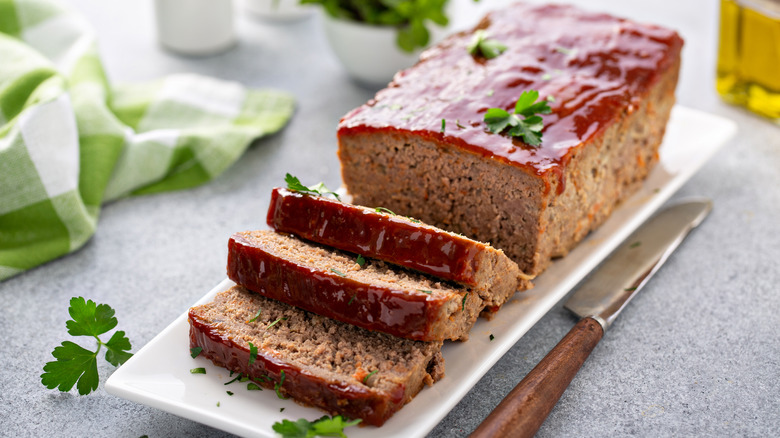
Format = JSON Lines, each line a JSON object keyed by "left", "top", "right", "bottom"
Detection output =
{"left": 228, "top": 230, "right": 483, "bottom": 341}
{"left": 189, "top": 285, "right": 444, "bottom": 427}
{"left": 266, "top": 187, "right": 531, "bottom": 308}
{"left": 337, "top": 3, "right": 683, "bottom": 275}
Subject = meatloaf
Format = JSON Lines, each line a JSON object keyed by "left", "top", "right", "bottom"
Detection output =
{"left": 189, "top": 285, "right": 444, "bottom": 427}
{"left": 337, "top": 3, "right": 683, "bottom": 275}
{"left": 266, "top": 187, "right": 531, "bottom": 308}
{"left": 228, "top": 230, "right": 483, "bottom": 341}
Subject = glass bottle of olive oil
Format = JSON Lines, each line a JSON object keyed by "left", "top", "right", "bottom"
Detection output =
{"left": 717, "top": 0, "right": 780, "bottom": 122}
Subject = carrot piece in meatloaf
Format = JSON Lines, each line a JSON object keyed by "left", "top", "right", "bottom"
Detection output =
{"left": 228, "top": 230, "right": 483, "bottom": 341}
{"left": 337, "top": 3, "right": 683, "bottom": 276}
{"left": 266, "top": 187, "right": 532, "bottom": 308}
{"left": 189, "top": 285, "right": 444, "bottom": 427}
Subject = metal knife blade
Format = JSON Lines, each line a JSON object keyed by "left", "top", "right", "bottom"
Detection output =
{"left": 564, "top": 198, "right": 712, "bottom": 330}
{"left": 470, "top": 199, "right": 712, "bottom": 438}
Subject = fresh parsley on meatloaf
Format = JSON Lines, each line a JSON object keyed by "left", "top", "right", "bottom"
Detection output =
{"left": 189, "top": 285, "right": 444, "bottom": 427}
{"left": 337, "top": 3, "right": 683, "bottom": 275}
{"left": 266, "top": 187, "right": 531, "bottom": 308}
{"left": 228, "top": 230, "right": 483, "bottom": 341}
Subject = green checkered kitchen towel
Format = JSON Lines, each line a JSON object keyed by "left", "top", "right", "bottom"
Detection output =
{"left": 0, "top": 0, "right": 295, "bottom": 281}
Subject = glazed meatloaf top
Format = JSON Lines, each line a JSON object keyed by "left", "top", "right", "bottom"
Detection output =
{"left": 266, "top": 187, "right": 529, "bottom": 299}
{"left": 338, "top": 3, "right": 683, "bottom": 190}
{"left": 189, "top": 285, "right": 444, "bottom": 426}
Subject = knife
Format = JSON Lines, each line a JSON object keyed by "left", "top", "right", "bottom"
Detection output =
{"left": 470, "top": 199, "right": 712, "bottom": 438}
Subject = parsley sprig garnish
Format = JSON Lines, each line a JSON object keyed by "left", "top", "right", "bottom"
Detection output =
{"left": 468, "top": 30, "right": 507, "bottom": 59}
{"left": 375, "top": 207, "right": 396, "bottom": 215}
{"left": 285, "top": 173, "right": 340, "bottom": 201}
{"left": 41, "top": 297, "right": 133, "bottom": 395}
{"left": 272, "top": 415, "right": 361, "bottom": 438}
{"left": 484, "top": 90, "right": 552, "bottom": 146}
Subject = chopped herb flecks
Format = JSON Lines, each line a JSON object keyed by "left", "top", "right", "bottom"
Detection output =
{"left": 226, "top": 391, "right": 234, "bottom": 396}
{"left": 375, "top": 207, "right": 396, "bottom": 215}
{"left": 247, "top": 382, "right": 262, "bottom": 391}
{"left": 356, "top": 254, "right": 366, "bottom": 268}
{"left": 441, "top": 119, "right": 446, "bottom": 133}
{"left": 190, "top": 368, "right": 206, "bottom": 374}
{"left": 462, "top": 293, "right": 468, "bottom": 311}
{"left": 363, "top": 369, "right": 379, "bottom": 384}
{"left": 247, "top": 308, "right": 262, "bottom": 323}
{"left": 266, "top": 317, "right": 287, "bottom": 330}
{"left": 275, "top": 371, "right": 289, "bottom": 399}
{"left": 224, "top": 374, "right": 242, "bottom": 385}
{"left": 248, "top": 342, "right": 258, "bottom": 365}
{"left": 348, "top": 295, "right": 356, "bottom": 305}
{"left": 554, "top": 46, "right": 576, "bottom": 56}
{"left": 630, "top": 241, "right": 641, "bottom": 248}
{"left": 625, "top": 287, "right": 638, "bottom": 292}
{"left": 330, "top": 268, "right": 346, "bottom": 278}
{"left": 489, "top": 334, "right": 495, "bottom": 341}
{"left": 190, "top": 347, "right": 203, "bottom": 358}
{"left": 419, "top": 289, "right": 432, "bottom": 294}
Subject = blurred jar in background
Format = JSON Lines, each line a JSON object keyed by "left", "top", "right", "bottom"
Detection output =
{"left": 717, "top": 0, "right": 780, "bottom": 122}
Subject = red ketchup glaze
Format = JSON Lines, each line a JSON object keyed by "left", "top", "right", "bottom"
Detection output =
{"left": 337, "top": 3, "right": 683, "bottom": 193}
{"left": 188, "top": 311, "right": 401, "bottom": 426}
{"left": 227, "top": 232, "right": 451, "bottom": 341}
{"left": 267, "top": 188, "right": 483, "bottom": 286}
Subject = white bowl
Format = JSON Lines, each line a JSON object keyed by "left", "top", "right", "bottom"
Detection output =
{"left": 243, "top": 0, "right": 315, "bottom": 22}
{"left": 322, "top": 15, "right": 422, "bottom": 87}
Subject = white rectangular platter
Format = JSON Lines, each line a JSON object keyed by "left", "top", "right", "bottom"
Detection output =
{"left": 106, "top": 106, "right": 737, "bottom": 438}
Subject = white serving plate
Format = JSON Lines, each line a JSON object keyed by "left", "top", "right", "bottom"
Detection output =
{"left": 106, "top": 106, "right": 737, "bottom": 438}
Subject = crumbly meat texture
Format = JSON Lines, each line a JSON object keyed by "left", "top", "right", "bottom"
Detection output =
{"left": 266, "top": 187, "right": 531, "bottom": 308}
{"left": 228, "top": 230, "right": 483, "bottom": 341}
{"left": 189, "top": 286, "right": 445, "bottom": 427}
{"left": 337, "top": 4, "right": 683, "bottom": 275}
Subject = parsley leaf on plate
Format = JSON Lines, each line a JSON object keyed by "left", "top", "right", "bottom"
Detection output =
{"left": 41, "top": 297, "right": 133, "bottom": 395}
{"left": 484, "top": 90, "right": 551, "bottom": 146}
{"left": 285, "top": 173, "right": 340, "bottom": 201}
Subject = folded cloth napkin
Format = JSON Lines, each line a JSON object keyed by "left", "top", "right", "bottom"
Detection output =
{"left": 0, "top": 0, "right": 295, "bottom": 281}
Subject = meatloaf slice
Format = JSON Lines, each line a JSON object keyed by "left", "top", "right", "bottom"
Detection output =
{"left": 228, "top": 230, "right": 482, "bottom": 341}
{"left": 266, "top": 187, "right": 531, "bottom": 308}
{"left": 337, "top": 3, "right": 683, "bottom": 275}
{"left": 189, "top": 285, "right": 444, "bottom": 427}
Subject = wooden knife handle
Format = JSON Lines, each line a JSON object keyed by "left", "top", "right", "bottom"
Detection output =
{"left": 470, "top": 317, "right": 604, "bottom": 438}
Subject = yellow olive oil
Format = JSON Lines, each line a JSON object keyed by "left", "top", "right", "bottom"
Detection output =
{"left": 717, "top": 0, "right": 780, "bottom": 121}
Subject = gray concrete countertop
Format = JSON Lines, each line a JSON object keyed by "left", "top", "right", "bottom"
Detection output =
{"left": 1, "top": 0, "right": 778, "bottom": 436}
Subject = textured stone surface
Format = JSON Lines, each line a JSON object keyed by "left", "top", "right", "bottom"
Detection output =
{"left": 1, "top": 0, "right": 778, "bottom": 437}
